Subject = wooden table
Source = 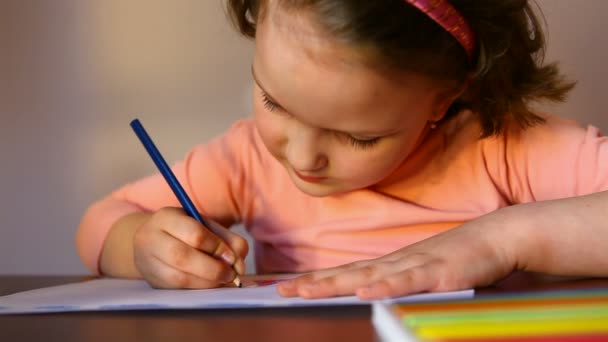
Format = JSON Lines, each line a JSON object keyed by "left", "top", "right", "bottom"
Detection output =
{"left": 1, "top": 275, "right": 607, "bottom": 342}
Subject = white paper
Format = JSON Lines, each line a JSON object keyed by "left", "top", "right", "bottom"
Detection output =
{"left": 372, "top": 301, "right": 421, "bottom": 342}
{"left": 0, "top": 275, "right": 474, "bottom": 314}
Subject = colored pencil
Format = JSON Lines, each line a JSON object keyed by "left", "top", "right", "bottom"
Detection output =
{"left": 415, "top": 317, "right": 608, "bottom": 340}
{"left": 130, "top": 118, "right": 241, "bottom": 288}
{"left": 404, "top": 303, "right": 608, "bottom": 326}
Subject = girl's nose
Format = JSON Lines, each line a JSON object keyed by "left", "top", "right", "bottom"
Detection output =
{"left": 285, "top": 129, "right": 328, "bottom": 172}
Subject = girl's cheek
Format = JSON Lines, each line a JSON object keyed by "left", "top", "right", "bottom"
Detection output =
{"left": 331, "top": 151, "right": 375, "bottom": 181}
{"left": 254, "top": 110, "right": 287, "bottom": 157}
{"left": 336, "top": 147, "right": 404, "bottom": 185}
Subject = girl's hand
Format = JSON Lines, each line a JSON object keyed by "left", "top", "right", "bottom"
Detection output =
{"left": 278, "top": 209, "right": 522, "bottom": 299}
{"left": 133, "top": 207, "right": 248, "bottom": 289}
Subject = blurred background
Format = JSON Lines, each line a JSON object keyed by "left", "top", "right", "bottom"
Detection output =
{"left": 0, "top": 0, "right": 606, "bottom": 275}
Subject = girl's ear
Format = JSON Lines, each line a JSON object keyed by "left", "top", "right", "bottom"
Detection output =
{"left": 431, "top": 96, "right": 455, "bottom": 123}
{"left": 431, "top": 77, "right": 472, "bottom": 122}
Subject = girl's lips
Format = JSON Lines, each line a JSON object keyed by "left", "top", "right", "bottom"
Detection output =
{"left": 294, "top": 170, "right": 327, "bottom": 183}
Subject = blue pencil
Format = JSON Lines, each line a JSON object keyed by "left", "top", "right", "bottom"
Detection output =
{"left": 130, "top": 118, "right": 242, "bottom": 288}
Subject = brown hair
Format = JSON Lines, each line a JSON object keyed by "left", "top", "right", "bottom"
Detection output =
{"left": 226, "top": 0, "right": 575, "bottom": 137}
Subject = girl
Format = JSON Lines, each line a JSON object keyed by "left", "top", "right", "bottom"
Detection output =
{"left": 76, "top": 0, "right": 608, "bottom": 299}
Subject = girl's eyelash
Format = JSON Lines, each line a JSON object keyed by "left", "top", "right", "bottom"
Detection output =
{"left": 260, "top": 91, "right": 278, "bottom": 112}
{"left": 259, "top": 90, "right": 379, "bottom": 150}
{"left": 347, "top": 136, "right": 380, "bottom": 150}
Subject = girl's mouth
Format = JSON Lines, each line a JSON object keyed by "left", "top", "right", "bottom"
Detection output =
{"left": 294, "top": 170, "right": 327, "bottom": 183}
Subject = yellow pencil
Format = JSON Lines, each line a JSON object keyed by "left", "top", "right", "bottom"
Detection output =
{"left": 415, "top": 317, "right": 608, "bottom": 340}
{"left": 405, "top": 303, "right": 608, "bottom": 326}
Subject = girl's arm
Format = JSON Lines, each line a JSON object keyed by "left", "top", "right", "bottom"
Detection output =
{"left": 97, "top": 212, "right": 150, "bottom": 278}
{"left": 76, "top": 120, "right": 257, "bottom": 276}
{"left": 277, "top": 117, "right": 608, "bottom": 298}
{"left": 277, "top": 190, "right": 608, "bottom": 299}
{"left": 510, "top": 190, "right": 608, "bottom": 277}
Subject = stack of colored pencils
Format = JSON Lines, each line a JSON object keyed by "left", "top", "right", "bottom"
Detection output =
{"left": 372, "top": 288, "right": 608, "bottom": 341}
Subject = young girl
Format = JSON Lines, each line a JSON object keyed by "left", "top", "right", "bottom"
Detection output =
{"left": 76, "top": 0, "right": 608, "bottom": 299}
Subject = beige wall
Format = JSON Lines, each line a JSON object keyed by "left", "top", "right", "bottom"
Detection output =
{"left": 537, "top": 0, "right": 608, "bottom": 126}
{"left": 0, "top": 0, "right": 606, "bottom": 274}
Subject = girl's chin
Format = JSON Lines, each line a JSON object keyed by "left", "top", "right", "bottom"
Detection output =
{"left": 293, "top": 183, "right": 336, "bottom": 197}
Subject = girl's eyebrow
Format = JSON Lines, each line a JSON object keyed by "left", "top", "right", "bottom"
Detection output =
{"left": 251, "top": 65, "right": 285, "bottom": 110}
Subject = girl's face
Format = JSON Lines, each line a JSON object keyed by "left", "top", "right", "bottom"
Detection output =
{"left": 252, "top": 3, "right": 452, "bottom": 197}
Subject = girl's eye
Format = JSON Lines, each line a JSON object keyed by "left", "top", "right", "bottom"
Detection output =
{"left": 260, "top": 91, "right": 278, "bottom": 112}
{"left": 347, "top": 136, "right": 380, "bottom": 150}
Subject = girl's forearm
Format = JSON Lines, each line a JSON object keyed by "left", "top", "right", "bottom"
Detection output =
{"left": 507, "top": 190, "right": 608, "bottom": 277}
{"left": 99, "top": 212, "right": 151, "bottom": 278}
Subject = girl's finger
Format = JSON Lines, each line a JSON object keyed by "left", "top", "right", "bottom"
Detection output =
{"left": 145, "top": 255, "right": 223, "bottom": 289}
{"left": 356, "top": 262, "right": 442, "bottom": 299}
{"left": 295, "top": 261, "right": 401, "bottom": 299}
{"left": 205, "top": 220, "right": 250, "bottom": 274}
{"left": 277, "top": 253, "right": 429, "bottom": 297}
{"left": 151, "top": 232, "right": 236, "bottom": 284}
{"left": 161, "top": 214, "right": 238, "bottom": 266}
{"left": 277, "top": 260, "right": 372, "bottom": 297}
{"left": 204, "top": 220, "right": 249, "bottom": 256}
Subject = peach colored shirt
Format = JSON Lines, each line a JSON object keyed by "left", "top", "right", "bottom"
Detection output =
{"left": 76, "top": 113, "right": 608, "bottom": 274}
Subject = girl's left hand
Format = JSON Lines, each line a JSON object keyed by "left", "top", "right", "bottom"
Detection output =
{"left": 277, "top": 209, "right": 524, "bottom": 299}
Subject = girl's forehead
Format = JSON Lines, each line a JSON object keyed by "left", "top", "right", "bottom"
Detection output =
{"left": 262, "top": 1, "right": 352, "bottom": 62}
{"left": 258, "top": 1, "right": 398, "bottom": 79}
{"left": 258, "top": 1, "right": 438, "bottom": 84}
{"left": 253, "top": 1, "right": 442, "bottom": 134}
{"left": 256, "top": 5, "right": 438, "bottom": 91}
{"left": 255, "top": 4, "right": 357, "bottom": 86}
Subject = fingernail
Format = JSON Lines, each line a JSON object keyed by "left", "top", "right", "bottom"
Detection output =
{"left": 221, "top": 251, "right": 235, "bottom": 265}
{"left": 357, "top": 285, "right": 387, "bottom": 299}
{"left": 357, "top": 287, "right": 372, "bottom": 298}
{"left": 234, "top": 259, "right": 246, "bottom": 275}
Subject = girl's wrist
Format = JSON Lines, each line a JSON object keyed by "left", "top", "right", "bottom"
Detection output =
{"left": 494, "top": 203, "right": 543, "bottom": 271}
{"left": 99, "top": 212, "right": 150, "bottom": 277}
{"left": 483, "top": 203, "right": 540, "bottom": 274}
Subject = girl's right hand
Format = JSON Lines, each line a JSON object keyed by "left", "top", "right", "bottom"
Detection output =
{"left": 132, "top": 207, "right": 248, "bottom": 289}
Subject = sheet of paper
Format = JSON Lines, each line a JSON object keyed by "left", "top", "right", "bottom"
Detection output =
{"left": 0, "top": 275, "right": 474, "bottom": 314}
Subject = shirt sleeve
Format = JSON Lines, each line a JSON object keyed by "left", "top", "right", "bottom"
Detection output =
{"left": 76, "top": 119, "right": 257, "bottom": 274}
{"left": 483, "top": 115, "right": 608, "bottom": 204}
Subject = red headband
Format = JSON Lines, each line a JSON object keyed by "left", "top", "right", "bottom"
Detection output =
{"left": 405, "top": 0, "right": 476, "bottom": 59}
